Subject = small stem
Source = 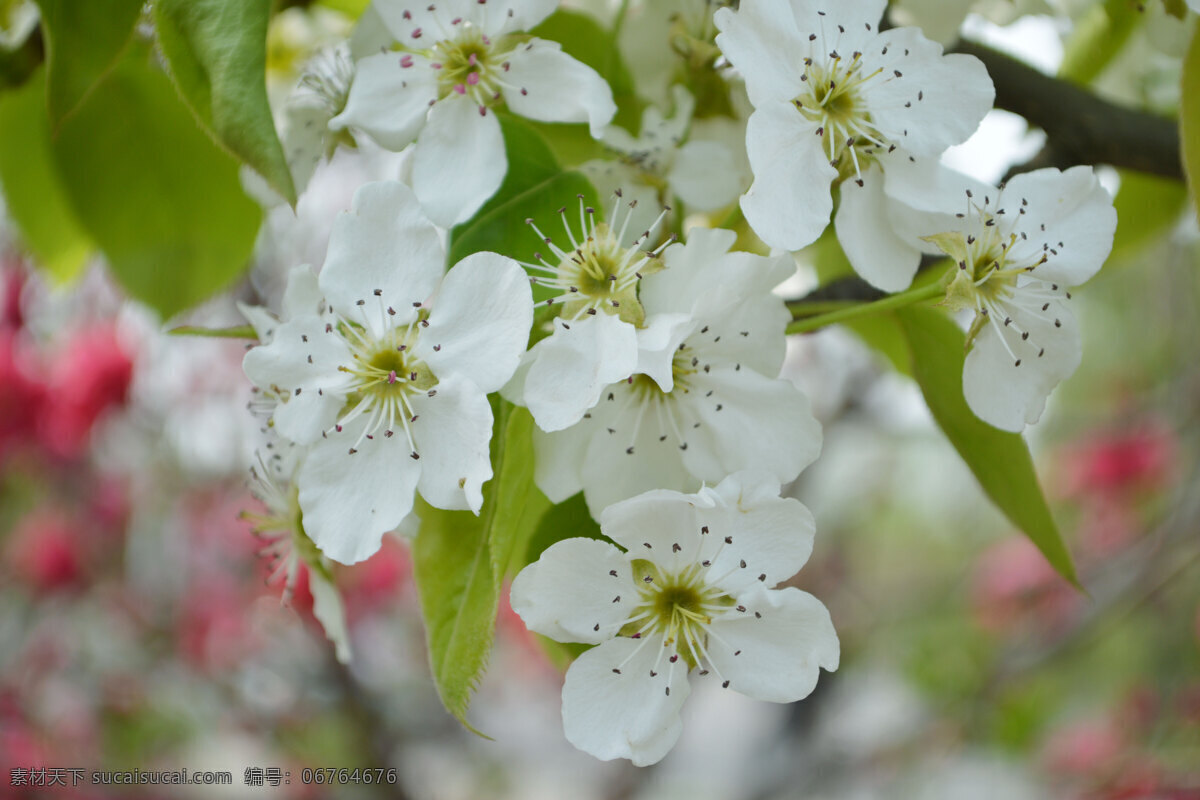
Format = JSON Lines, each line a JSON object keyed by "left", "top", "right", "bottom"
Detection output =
{"left": 785, "top": 281, "right": 945, "bottom": 335}
{"left": 611, "top": 0, "right": 631, "bottom": 41}
{"left": 786, "top": 299, "right": 859, "bottom": 315}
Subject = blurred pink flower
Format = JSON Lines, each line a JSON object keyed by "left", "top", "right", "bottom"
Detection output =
{"left": 4, "top": 510, "right": 86, "bottom": 593}
{"left": 39, "top": 325, "right": 133, "bottom": 459}
{"left": 0, "top": 330, "right": 45, "bottom": 461}
{"left": 971, "top": 536, "right": 1081, "bottom": 635}
{"left": 1059, "top": 425, "right": 1175, "bottom": 499}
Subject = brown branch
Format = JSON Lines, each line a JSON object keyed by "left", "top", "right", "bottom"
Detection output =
{"left": 950, "top": 39, "right": 1184, "bottom": 181}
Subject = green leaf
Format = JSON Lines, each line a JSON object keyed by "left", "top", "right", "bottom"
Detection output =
{"left": 154, "top": 0, "right": 297, "bottom": 205}
{"left": 50, "top": 54, "right": 262, "bottom": 319}
{"left": 0, "top": 70, "right": 93, "bottom": 283}
{"left": 522, "top": 492, "right": 607, "bottom": 570}
{"left": 448, "top": 114, "right": 599, "bottom": 269}
{"left": 412, "top": 399, "right": 548, "bottom": 732}
{"left": 1182, "top": 25, "right": 1200, "bottom": 227}
{"left": 1110, "top": 171, "right": 1188, "bottom": 263}
{"left": 168, "top": 324, "right": 257, "bottom": 339}
{"left": 894, "top": 306, "right": 1079, "bottom": 588}
{"left": 34, "top": 0, "right": 144, "bottom": 126}
{"left": 529, "top": 8, "right": 642, "bottom": 134}
{"left": 487, "top": 404, "right": 551, "bottom": 581}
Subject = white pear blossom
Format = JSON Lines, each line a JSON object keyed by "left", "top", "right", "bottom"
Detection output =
{"left": 243, "top": 447, "right": 353, "bottom": 664}
{"left": 330, "top": 0, "right": 617, "bottom": 227}
{"left": 502, "top": 195, "right": 675, "bottom": 432}
{"left": 887, "top": 0, "right": 1052, "bottom": 46}
{"left": 713, "top": 0, "right": 994, "bottom": 285}
{"left": 280, "top": 43, "right": 358, "bottom": 197}
{"left": 580, "top": 86, "right": 744, "bottom": 236}
{"left": 530, "top": 227, "right": 823, "bottom": 517}
{"left": 242, "top": 180, "right": 533, "bottom": 563}
{"left": 510, "top": 471, "right": 839, "bottom": 765}
{"left": 882, "top": 162, "right": 1117, "bottom": 431}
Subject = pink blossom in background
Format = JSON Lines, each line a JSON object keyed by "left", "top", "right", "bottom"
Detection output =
{"left": 971, "top": 536, "right": 1081, "bottom": 635}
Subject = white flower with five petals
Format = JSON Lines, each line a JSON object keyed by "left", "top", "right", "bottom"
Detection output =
{"left": 510, "top": 471, "right": 839, "bottom": 765}
{"left": 530, "top": 227, "right": 823, "bottom": 517}
{"left": 242, "top": 181, "right": 532, "bottom": 563}
{"left": 878, "top": 162, "right": 1117, "bottom": 431}
{"left": 714, "top": 0, "right": 993, "bottom": 288}
{"left": 330, "top": 0, "right": 617, "bottom": 227}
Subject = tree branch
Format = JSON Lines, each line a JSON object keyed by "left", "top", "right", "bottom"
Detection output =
{"left": 950, "top": 39, "right": 1184, "bottom": 181}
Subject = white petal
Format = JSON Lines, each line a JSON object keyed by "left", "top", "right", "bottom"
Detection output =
{"left": 309, "top": 567, "right": 353, "bottom": 664}
{"left": 669, "top": 140, "right": 744, "bottom": 212}
{"left": 866, "top": 28, "right": 994, "bottom": 157}
{"left": 713, "top": 0, "right": 806, "bottom": 105}
{"left": 835, "top": 163, "right": 923, "bottom": 292}
{"left": 579, "top": 392, "right": 699, "bottom": 516}
{"left": 501, "top": 39, "right": 617, "bottom": 138}
{"left": 281, "top": 101, "right": 333, "bottom": 196}
{"left": 562, "top": 637, "right": 691, "bottom": 766}
{"left": 319, "top": 181, "right": 444, "bottom": 325}
{"left": 280, "top": 264, "right": 324, "bottom": 321}
{"left": 412, "top": 96, "right": 507, "bottom": 227}
{"left": 372, "top": 0, "right": 447, "bottom": 40}
{"left": 510, "top": 538, "right": 638, "bottom": 644}
{"left": 238, "top": 301, "right": 278, "bottom": 343}
{"left": 1004, "top": 167, "right": 1116, "bottom": 287}
{"left": 700, "top": 471, "right": 816, "bottom": 595}
{"left": 299, "top": 416, "right": 421, "bottom": 564}
{"left": 330, "top": 51, "right": 437, "bottom": 152}
{"left": 963, "top": 296, "right": 1081, "bottom": 432}
{"left": 684, "top": 365, "right": 822, "bottom": 485}
{"left": 417, "top": 251, "right": 533, "bottom": 394}
{"left": 524, "top": 314, "right": 639, "bottom": 432}
{"left": 706, "top": 586, "right": 839, "bottom": 703}
{"left": 408, "top": 374, "right": 494, "bottom": 512}
{"left": 487, "top": 0, "right": 558, "bottom": 34}
{"left": 741, "top": 103, "right": 836, "bottom": 252}
{"left": 634, "top": 313, "right": 695, "bottom": 392}
{"left": 599, "top": 488, "right": 714, "bottom": 573}
{"left": 532, "top": 419, "right": 592, "bottom": 503}
{"left": 789, "top": 0, "right": 888, "bottom": 53}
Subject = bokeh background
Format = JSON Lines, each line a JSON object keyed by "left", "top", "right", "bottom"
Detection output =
{"left": 2, "top": 1, "right": 1199, "bottom": 798}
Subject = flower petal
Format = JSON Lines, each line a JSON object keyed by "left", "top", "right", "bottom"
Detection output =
{"left": 417, "top": 251, "right": 533, "bottom": 394}
{"left": 412, "top": 96, "right": 507, "bottom": 228}
{"left": 713, "top": 0, "right": 807, "bottom": 105}
{"left": 408, "top": 374, "right": 494, "bottom": 512}
{"left": 329, "top": 51, "right": 437, "bottom": 152}
{"left": 701, "top": 471, "right": 816, "bottom": 595}
{"left": 298, "top": 415, "right": 421, "bottom": 564}
{"left": 684, "top": 365, "right": 822, "bottom": 485}
{"left": 510, "top": 538, "right": 638, "bottom": 644}
{"left": 562, "top": 637, "right": 691, "bottom": 766}
{"left": 865, "top": 27, "right": 994, "bottom": 157}
{"left": 309, "top": 566, "right": 353, "bottom": 664}
{"left": 705, "top": 586, "right": 839, "bottom": 703}
{"left": 501, "top": 39, "right": 617, "bottom": 138}
{"left": 668, "top": 140, "right": 744, "bottom": 211}
{"left": 835, "top": 163, "right": 923, "bottom": 292}
{"left": 963, "top": 295, "right": 1081, "bottom": 432}
{"left": 599, "top": 488, "right": 714, "bottom": 573}
{"left": 1004, "top": 167, "right": 1116, "bottom": 287}
{"left": 741, "top": 103, "right": 836, "bottom": 252}
{"left": 532, "top": 419, "right": 593, "bottom": 503}
{"left": 523, "top": 313, "right": 639, "bottom": 432}
{"left": 319, "top": 181, "right": 444, "bottom": 325}
{"left": 280, "top": 264, "right": 324, "bottom": 321}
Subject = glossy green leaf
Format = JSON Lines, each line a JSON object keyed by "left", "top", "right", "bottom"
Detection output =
{"left": 154, "top": 0, "right": 297, "bottom": 205}
{"left": 0, "top": 70, "right": 92, "bottom": 283}
{"left": 1182, "top": 26, "right": 1200, "bottom": 227}
{"left": 448, "top": 114, "right": 599, "bottom": 270}
{"left": 51, "top": 55, "right": 262, "bottom": 319}
{"left": 34, "top": 0, "right": 144, "bottom": 126}
{"left": 529, "top": 8, "right": 642, "bottom": 134}
{"left": 412, "top": 399, "right": 548, "bottom": 733}
{"left": 894, "top": 306, "right": 1079, "bottom": 588}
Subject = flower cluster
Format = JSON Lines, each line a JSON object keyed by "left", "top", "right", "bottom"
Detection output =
{"left": 233, "top": 0, "right": 1123, "bottom": 768}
